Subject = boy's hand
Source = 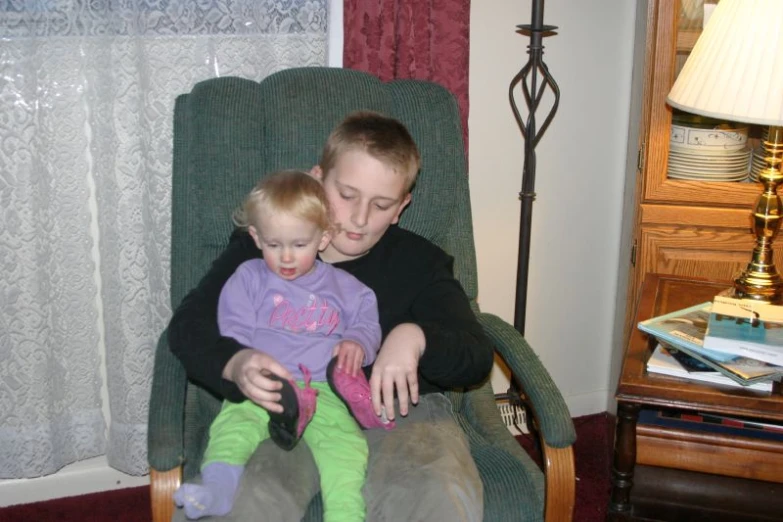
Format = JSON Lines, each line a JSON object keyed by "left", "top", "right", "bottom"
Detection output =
{"left": 369, "top": 323, "right": 425, "bottom": 421}
{"left": 223, "top": 348, "right": 293, "bottom": 413}
{"left": 332, "top": 340, "right": 366, "bottom": 377}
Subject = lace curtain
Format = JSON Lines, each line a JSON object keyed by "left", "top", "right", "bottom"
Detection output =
{"left": 0, "top": 0, "right": 328, "bottom": 478}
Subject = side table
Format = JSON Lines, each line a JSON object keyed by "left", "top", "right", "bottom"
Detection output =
{"left": 608, "top": 273, "right": 783, "bottom": 521}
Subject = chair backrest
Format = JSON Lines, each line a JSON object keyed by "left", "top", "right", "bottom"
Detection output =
{"left": 171, "top": 67, "right": 479, "bottom": 312}
{"left": 172, "top": 67, "right": 482, "bottom": 478}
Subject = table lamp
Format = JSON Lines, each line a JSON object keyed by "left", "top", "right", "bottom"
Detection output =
{"left": 666, "top": 0, "right": 783, "bottom": 302}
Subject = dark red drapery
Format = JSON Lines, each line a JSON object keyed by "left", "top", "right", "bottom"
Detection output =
{"left": 343, "top": 0, "right": 471, "bottom": 147}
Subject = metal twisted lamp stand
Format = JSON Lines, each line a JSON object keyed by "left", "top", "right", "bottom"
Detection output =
{"left": 508, "top": 0, "right": 560, "bottom": 336}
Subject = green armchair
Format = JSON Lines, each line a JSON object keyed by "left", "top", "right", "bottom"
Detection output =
{"left": 147, "top": 67, "right": 576, "bottom": 522}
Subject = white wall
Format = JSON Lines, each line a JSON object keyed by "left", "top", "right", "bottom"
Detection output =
{"left": 469, "top": 0, "right": 637, "bottom": 417}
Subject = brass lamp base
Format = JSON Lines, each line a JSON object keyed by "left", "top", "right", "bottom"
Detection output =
{"left": 734, "top": 126, "right": 783, "bottom": 304}
{"left": 733, "top": 272, "right": 783, "bottom": 303}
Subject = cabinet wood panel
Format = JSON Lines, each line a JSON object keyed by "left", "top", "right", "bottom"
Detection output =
{"left": 636, "top": 424, "right": 783, "bottom": 483}
{"left": 640, "top": 203, "right": 752, "bottom": 229}
{"left": 637, "top": 225, "right": 780, "bottom": 283}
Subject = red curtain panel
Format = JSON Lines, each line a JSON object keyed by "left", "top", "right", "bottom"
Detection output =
{"left": 343, "top": 0, "right": 470, "bottom": 148}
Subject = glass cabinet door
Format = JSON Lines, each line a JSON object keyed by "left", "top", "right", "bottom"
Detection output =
{"left": 642, "top": 0, "right": 762, "bottom": 207}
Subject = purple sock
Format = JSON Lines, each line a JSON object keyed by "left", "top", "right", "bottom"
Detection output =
{"left": 173, "top": 462, "right": 244, "bottom": 519}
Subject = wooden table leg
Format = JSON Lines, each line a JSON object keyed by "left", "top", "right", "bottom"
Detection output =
{"left": 608, "top": 401, "right": 640, "bottom": 519}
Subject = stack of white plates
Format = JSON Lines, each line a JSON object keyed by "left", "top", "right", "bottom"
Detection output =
{"left": 750, "top": 129, "right": 779, "bottom": 182}
{"left": 668, "top": 146, "right": 752, "bottom": 181}
{"left": 750, "top": 146, "right": 766, "bottom": 182}
{"left": 668, "top": 124, "right": 750, "bottom": 182}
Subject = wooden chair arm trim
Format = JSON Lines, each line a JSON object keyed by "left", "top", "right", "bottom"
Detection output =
{"left": 543, "top": 442, "right": 576, "bottom": 522}
{"left": 150, "top": 466, "right": 182, "bottom": 522}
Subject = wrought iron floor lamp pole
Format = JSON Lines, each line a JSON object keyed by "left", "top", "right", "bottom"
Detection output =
{"left": 508, "top": 0, "right": 559, "bottom": 336}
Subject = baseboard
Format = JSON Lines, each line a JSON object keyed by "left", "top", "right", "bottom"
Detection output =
{"left": 564, "top": 389, "right": 610, "bottom": 418}
{"left": 0, "top": 456, "right": 149, "bottom": 507}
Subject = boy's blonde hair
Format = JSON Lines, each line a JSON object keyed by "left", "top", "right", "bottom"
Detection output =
{"left": 319, "top": 111, "right": 421, "bottom": 193}
{"left": 233, "top": 170, "right": 332, "bottom": 232}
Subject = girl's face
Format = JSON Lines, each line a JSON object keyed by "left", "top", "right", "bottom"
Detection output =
{"left": 248, "top": 209, "right": 330, "bottom": 280}
{"left": 312, "top": 149, "right": 411, "bottom": 263}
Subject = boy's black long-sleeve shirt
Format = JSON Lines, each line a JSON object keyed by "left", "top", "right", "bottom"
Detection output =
{"left": 168, "top": 226, "right": 495, "bottom": 403}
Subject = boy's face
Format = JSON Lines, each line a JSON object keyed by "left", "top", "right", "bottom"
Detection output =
{"left": 248, "top": 209, "right": 330, "bottom": 281}
{"left": 313, "top": 149, "right": 411, "bottom": 263}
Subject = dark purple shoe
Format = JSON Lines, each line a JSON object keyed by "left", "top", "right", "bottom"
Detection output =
{"left": 327, "top": 358, "right": 395, "bottom": 430}
{"left": 268, "top": 364, "right": 318, "bottom": 450}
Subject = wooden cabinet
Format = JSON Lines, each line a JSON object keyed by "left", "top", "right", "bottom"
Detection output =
{"left": 623, "top": 0, "right": 783, "bottom": 340}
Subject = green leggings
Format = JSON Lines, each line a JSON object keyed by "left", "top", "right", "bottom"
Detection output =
{"left": 203, "top": 382, "right": 368, "bottom": 522}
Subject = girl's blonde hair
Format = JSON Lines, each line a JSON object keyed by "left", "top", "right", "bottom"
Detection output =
{"left": 233, "top": 170, "right": 332, "bottom": 232}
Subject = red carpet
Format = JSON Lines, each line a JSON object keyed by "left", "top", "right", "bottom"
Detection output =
{"left": 0, "top": 413, "right": 613, "bottom": 522}
{"left": 0, "top": 484, "right": 152, "bottom": 522}
{"left": 516, "top": 412, "right": 614, "bottom": 522}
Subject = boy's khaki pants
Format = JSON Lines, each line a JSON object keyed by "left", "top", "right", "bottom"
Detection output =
{"left": 173, "top": 393, "right": 483, "bottom": 522}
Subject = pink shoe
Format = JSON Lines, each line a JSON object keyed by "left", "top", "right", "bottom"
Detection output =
{"left": 268, "top": 364, "right": 318, "bottom": 450}
{"left": 293, "top": 365, "right": 318, "bottom": 437}
{"left": 327, "top": 358, "right": 395, "bottom": 430}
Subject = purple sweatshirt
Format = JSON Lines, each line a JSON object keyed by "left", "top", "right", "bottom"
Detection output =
{"left": 217, "top": 259, "right": 381, "bottom": 381}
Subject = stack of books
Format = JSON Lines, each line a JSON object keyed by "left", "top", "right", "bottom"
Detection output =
{"left": 638, "top": 295, "right": 783, "bottom": 392}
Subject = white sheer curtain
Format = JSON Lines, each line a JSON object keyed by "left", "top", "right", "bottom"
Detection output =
{"left": 0, "top": 0, "right": 328, "bottom": 478}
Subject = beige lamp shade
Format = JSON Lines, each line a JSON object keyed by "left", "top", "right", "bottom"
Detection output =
{"left": 666, "top": 0, "right": 783, "bottom": 126}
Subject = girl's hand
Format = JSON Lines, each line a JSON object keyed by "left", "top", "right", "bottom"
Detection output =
{"left": 332, "top": 340, "right": 366, "bottom": 377}
{"left": 222, "top": 348, "right": 293, "bottom": 413}
{"left": 369, "top": 323, "right": 425, "bottom": 421}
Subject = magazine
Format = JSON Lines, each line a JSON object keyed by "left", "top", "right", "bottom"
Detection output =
{"left": 637, "top": 302, "right": 736, "bottom": 362}
{"left": 660, "top": 340, "right": 783, "bottom": 385}
{"left": 637, "top": 301, "right": 783, "bottom": 385}
{"left": 712, "top": 295, "right": 783, "bottom": 322}
{"left": 646, "top": 344, "right": 774, "bottom": 392}
{"left": 704, "top": 297, "right": 783, "bottom": 366}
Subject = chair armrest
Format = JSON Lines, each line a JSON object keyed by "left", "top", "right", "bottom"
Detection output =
{"left": 542, "top": 443, "right": 576, "bottom": 522}
{"left": 150, "top": 467, "right": 182, "bottom": 522}
{"left": 147, "top": 329, "right": 188, "bottom": 471}
{"left": 477, "top": 312, "right": 576, "bottom": 448}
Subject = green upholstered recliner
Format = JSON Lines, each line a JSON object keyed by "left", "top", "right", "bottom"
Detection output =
{"left": 147, "top": 67, "right": 576, "bottom": 522}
